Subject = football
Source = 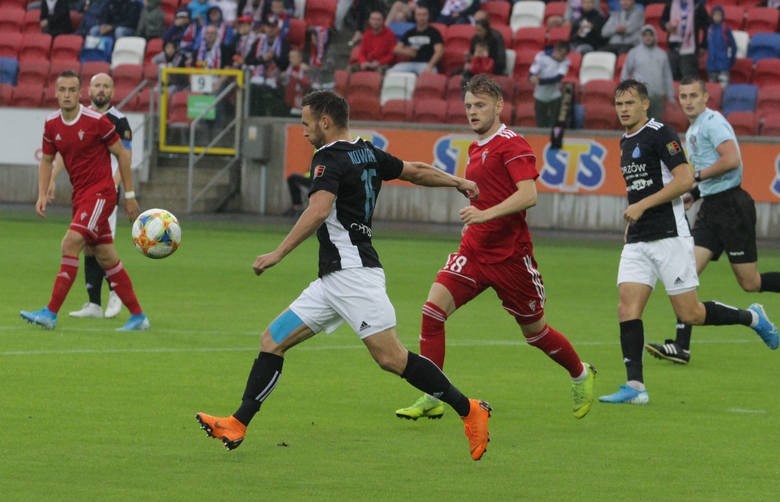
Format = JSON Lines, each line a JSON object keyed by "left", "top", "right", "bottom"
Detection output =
{"left": 131, "top": 208, "right": 182, "bottom": 259}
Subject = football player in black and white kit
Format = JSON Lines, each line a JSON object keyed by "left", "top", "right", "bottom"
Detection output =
{"left": 599, "top": 80, "right": 778, "bottom": 405}
{"left": 48, "top": 73, "right": 133, "bottom": 320}
{"left": 196, "top": 90, "right": 494, "bottom": 461}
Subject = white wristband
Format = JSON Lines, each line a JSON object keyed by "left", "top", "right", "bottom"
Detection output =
{"left": 124, "top": 191, "right": 136, "bottom": 199}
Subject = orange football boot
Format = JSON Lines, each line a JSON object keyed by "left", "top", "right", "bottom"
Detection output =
{"left": 461, "top": 399, "right": 492, "bottom": 461}
{"left": 195, "top": 413, "right": 246, "bottom": 451}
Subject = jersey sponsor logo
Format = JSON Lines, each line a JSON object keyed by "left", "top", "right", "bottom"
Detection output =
{"left": 772, "top": 155, "right": 780, "bottom": 198}
{"left": 539, "top": 139, "right": 606, "bottom": 192}
{"left": 432, "top": 134, "right": 474, "bottom": 175}
{"left": 666, "top": 141, "right": 681, "bottom": 155}
{"left": 350, "top": 222, "right": 372, "bottom": 237}
{"left": 313, "top": 165, "right": 326, "bottom": 178}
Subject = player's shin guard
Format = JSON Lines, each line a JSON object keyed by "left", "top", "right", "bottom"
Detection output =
{"left": 401, "top": 352, "right": 470, "bottom": 417}
{"left": 47, "top": 255, "right": 80, "bottom": 313}
{"left": 620, "top": 319, "right": 645, "bottom": 383}
{"left": 104, "top": 261, "right": 142, "bottom": 315}
{"left": 703, "top": 301, "right": 753, "bottom": 326}
{"left": 524, "top": 324, "right": 584, "bottom": 378}
{"left": 233, "top": 352, "right": 284, "bottom": 426}
{"left": 420, "top": 301, "right": 447, "bottom": 369}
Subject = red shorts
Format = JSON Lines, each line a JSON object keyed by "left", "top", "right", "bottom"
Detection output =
{"left": 434, "top": 243, "right": 546, "bottom": 323}
{"left": 70, "top": 195, "right": 116, "bottom": 245}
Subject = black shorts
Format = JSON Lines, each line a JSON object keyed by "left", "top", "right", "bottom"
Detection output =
{"left": 693, "top": 186, "right": 757, "bottom": 263}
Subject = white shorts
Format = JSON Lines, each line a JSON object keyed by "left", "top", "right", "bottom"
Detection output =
{"left": 617, "top": 236, "right": 699, "bottom": 295}
{"left": 289, "top": 267, "right": 397, "bottom": 339}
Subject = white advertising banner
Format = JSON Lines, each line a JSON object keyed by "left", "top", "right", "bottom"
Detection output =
{"left": 0, "top": 107, "right": 146, "bottom": 169}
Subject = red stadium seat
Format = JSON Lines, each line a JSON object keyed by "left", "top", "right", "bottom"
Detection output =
{"left": 0, "top": 82, "right": 13, "bottom": 105}
{"left": 513, "top": 47, "right": 537, "bottom": 80}
{"left": 168, "top": 90, "right": 192, "bottom": 124}
{"left": 143, "top": 62, "right": 158, "bottom": 82}
{"left": 663, "top": 100, "right": 689, "bottom": 132}
{"left": 760, "top": 113, "right": 780, "bottom": 136}
{"left": 333, "top": 69, "right": 348, "bottom": 96}
{"left": 346, "top": 70, "right": 381, "bottom": 100}
{"left": 348, "top": 45, "right": 360, "bottom": 66}
{"left": 492, "top": 74, "right": 515, "bottom": 101}
{"left": 446, "top": 97, "right": 468, "bottom": 125}
{"left": 705, "top": 82, "right": 723, "bottom": 109}
{"left": 513, "top": 78, "right": 534, "bottom": 104}
{"left": 19, "top": 33, "right": 52, "bottom": 61}
{"left": 112, "top": 81, "right": 139, "bottom": 109}
{"left": 644, "top": 3, "right": 665, "bottom": 29}
{"left": 17, "top": 58, "right": 49, "bottom": 87}
{"left": 744, "top": 7, "right": 779, "bottom": 37}
{"left": 544, "top": 2, "right": 566, "bottom": 26}
{"left": 412, "top": 97, "right": 447, "bottom": 123}
{"left": 381, "top": 99, "right": 411, "bottom": 122}
{"left": 10, "top": 83, "right": 43, "bottom": 107}
{"left": 512, "top": 26, "right": 545, "bottom": 54}
{"left": 347, "top": 95, "right": 381, "bottom": 120}
{"left": 441, "top": 46, "right": 467, "bottom": 75}
{"left": 583, "top": 102, "right": 619, "bottom": 130}
{"left": 729, "top": 57, "right": 754, "bottom": 84}
{"left": 547, "top": 26, "right": 569, "bottom": 46}
{"left": 727, "top": 110, "right": 759, "bottom": 135}
{"left": 51, "top": 34, "right": 83, "bottom": 62}
{"left": 493, "top": 24, "right": 512, "bottom": 47}
{"left": 500, "top": 102, "right": 513, "bottom": 124}
{"left": 753, "top": 58, "right": 780, "bottom": 89}
{"left": 513, "top": 102, "right": 535, "bottom": 127}
{"left": 22, "top": 8, "right": 40, "bottom": 33}
{"left": 582, "top": 79, "right": 616, "bottom": 109}
{"left": 49, "top": 59, "right": 78, "bottom": 85}
{"left": 41, "top": 84, "right": 59, "bottom": 109}
{"left": 0, "top": 31, "right": 22, "bottom": 58}
{"left": 446, "top": 74, "right": 464, "bottom": 100}
{"left": 80, "top": 60, "right": 110, "bottom": 85}
{"left": 715, "top": 5, "right": 746, "bottom": 31}
{"left": 287, "top": 18, "right": 307, "bottom": 49}
{"left": 446, "top": 24, "right": 476, "bottom": 54}
{"left": 112, "top": 63, "right": 143, "bottom": 88}
{"left": 757, "top": 85, "right": 780, "bottom": 118}
{"left": 566, "top": 51, "right": 582, "bottom": 79}
{"left": 413, "top": 73, "right": 447, "bottom": 101}
{"left": 482, "top": 1, "right": 511, "bottom": 26}
{"left": 144, "top": 37, "right": 163, "bottom": 63}
{"left": 305, "top": 0, "right": 337, "bottom": 29}
{"left": 0, "top": 7, "right": 24, "bottom": 33}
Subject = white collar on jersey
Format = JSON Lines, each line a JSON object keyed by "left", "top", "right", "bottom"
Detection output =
{"left": 476, "top": 123, "right": 507, "bottom": 147}
{"left": 60, "top": 104, "right": 84, "bottom": 126}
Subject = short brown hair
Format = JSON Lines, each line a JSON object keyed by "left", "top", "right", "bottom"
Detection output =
{"left": 56, "top": 69, "right": 81, "bottom": 86}
{"left": 463, "top": 74, "right": 503, "bottom": 101}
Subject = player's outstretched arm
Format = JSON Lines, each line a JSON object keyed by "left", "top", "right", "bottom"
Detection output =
{"left": 399, "top": 161, "right": 478, "bottom": 199}
{"left": 252, "top": 189, "right": 335, "bottom": 276}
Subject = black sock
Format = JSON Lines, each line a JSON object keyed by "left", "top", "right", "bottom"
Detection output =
{"left": 675, "top": 319, "right": 692, "bottom": 350}
{"left": 760, "top": 272, "right": 780, "bottom": 292}
{"left": 233, "top": 352, "right": 284, "bottom": 426}
{"left": 84, "top": 255, "right": 104, "bottom": 305}
{"left": 703, "top": 301, "right": 753, "bottom": 326}
{"left": 620, "top": 319, "right": 644, "bottom": 383}
{"left": 401, "top": 352, "right": 470, "bottom": 417}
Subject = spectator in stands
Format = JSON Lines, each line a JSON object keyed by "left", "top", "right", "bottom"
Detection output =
{"left": 238, "top": 0, "right": 269, "bottom": 26}
{"left": 136, "top": 0, "right": 166, "bottom": 40}
{"left": 386, "top": 0, "right": 417, "bottom": 25}
{"left": 570, "top": 0, "right": 606, "bottom": 54}
{"left": 470, "top": 11, "right": 505, "bottom": 76}
{"left": 77, "top": 0, "right": 110, "bottom": 36}
{"left": 661, "top": 0, "right": 709, "bottom": 81}
{"left": 354, "top": 10, "right": 397, "bottom": 73}
{"left": 463, "top": 38, "right": 494, "bottom": 82}
{"left": 600, "top": 0, "right": 644, "bottom": 55}
{"left": 437, "top": 0, "right": 479, "bottom": 26}
{"left": 89, "top": 0, "right": 143, "bottom": 39}
{"left": 308, "top": 26, "right": 329, "bottom": 69}
{"left": 195, "top": 24, "right": 230, "bottom": 69}
{"left": 269, "top": 0, "right": 291, "bottom": 40}
{"left": 188, "top": 0, "right": 213, "bottom": 26}
{"left": 40, "top": 0, "right": 74, "bottom": 38}
{"left": 388, "top": 5, "right": 444, "bottom": 75}
{"left": 282, "top": 48, "right": 312, "bottom": 115}
{"left": 247, "top": 14, "right": 290, "bottom": 115}
{"left": 229, "top": 15, "right": 259, "bottom": 68}
{"left": 706, "top": 5, "right": 736, "bottom": 87}
{"left": 152, "top": 40, "right": 191, "bottom": 90}
{"left": 621, "top": 25, "right": 675, "bottom": 121}
{"left": 164, "top": 9, "right": 199, "bottom": 51}
{"left": 529, "top": 41, "right": 571, "bottom": 128}
{"left": 211, "top": 0, "right": 239, "bottom": 25}
{"left": 565, "top": 0, "right": 601, "bottom": 25}
{"left": 196, "top": 6, "right": 236, "bottom": 47}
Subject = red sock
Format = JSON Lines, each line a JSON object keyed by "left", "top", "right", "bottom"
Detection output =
{"left": 47, "top": 255, "right": 80, "bottom": 313}
{"left": 104, "top": 261, "right": 142, "bottom": 315}
{"left": 420, "top": 301, "right": 447, "bottom": 369}
{"left": 525, "top": 324, "right": 584, "bottom": 378}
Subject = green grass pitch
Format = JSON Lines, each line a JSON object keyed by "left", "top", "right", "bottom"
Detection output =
{"left": 1, "top": 210, "right": 779, "bottom": 500}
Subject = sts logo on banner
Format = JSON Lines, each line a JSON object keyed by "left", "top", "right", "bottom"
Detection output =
{"left": 352, "top": 129, "right": 387, "bottom": 150}
{"left": 432, "top": 134, "right": 474, "bottom": 176}
{"left": 540, "top": 139, "right": 607, "bottom": 192}
{"left": 773, "top": 154, "right": 780, "bottom": 198}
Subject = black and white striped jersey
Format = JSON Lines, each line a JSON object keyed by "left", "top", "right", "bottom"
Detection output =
{"left": 308, "top": 137, "right": 404, "bottom": 277}
{"left": 620, "top": 118, "right": 691, "bottom": 243}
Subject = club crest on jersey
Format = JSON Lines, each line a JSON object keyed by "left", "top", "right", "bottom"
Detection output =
{"left": 55, "top": 133, "right": 62, "bottom": 141}
{"left": 632, "top": 145, "right": 641, "bottom": 158}
{"left": 79, "top": 211, "right": 87, "bottom": 222}
{"left": 78, "top": 129, "right": 85, "bottom": 141}
{"left": 666, "top": 141, "right": 681, "bottom": 155}
{"left": 313, "top": 164, "right": 326, "bottom": 178}
{"left": 481, "top": 149, "right": 488, "bottom": 165}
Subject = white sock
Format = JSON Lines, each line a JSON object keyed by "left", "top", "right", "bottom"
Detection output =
{"left": 572, "top": 362, "right": 588, "bottom": 382}
{"left": 627, "top": 380, "right": 646, "bottom": 391}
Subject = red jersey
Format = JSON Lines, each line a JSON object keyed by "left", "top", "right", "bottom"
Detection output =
{"left": 42, "top": 105, "right": 120, "bottom": 205}
{"left": 461, "top": 125, "right": 538, "bottom": 263}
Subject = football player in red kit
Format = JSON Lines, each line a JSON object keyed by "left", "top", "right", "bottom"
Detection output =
{"left": 396, "top": 74, "right": 596, "bottom": 420}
